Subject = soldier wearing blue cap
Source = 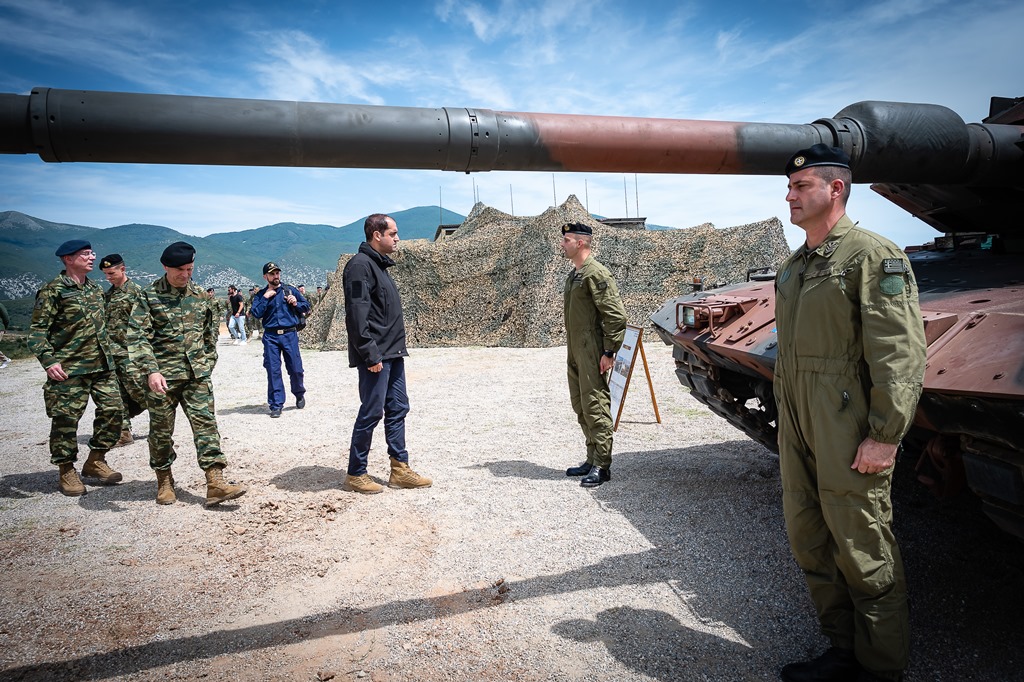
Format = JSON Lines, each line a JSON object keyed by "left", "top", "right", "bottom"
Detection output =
{"left": 776, "top": 146, "right": 926, "bottom": 682}
{"left": 28, "top": 239, "right": 125, "bottom": 496}
{"left": 560, "top": 221, "right": 627, "bottom": 488}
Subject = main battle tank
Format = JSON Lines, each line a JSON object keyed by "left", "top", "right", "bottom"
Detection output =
{"left": 2, "top": 88, "right": 1022, "bottom": 536}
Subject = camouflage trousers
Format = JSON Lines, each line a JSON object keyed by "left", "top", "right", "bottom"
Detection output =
{"left": 42, "top": 370, "right": 123, "bottom": 465}
{"left": 245, "top": 314, "right": 263, "bottom": 336}
{"left": 146, "top": 376, "right": 227, "bottom": 471}
{"left": 115, "top": 361, "right": 149, "bottom": 431}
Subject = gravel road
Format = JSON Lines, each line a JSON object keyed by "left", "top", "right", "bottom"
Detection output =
{"left": 1, "top": 336, "right": 1022, "bottom": 681}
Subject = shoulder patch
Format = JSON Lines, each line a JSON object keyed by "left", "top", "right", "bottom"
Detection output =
{"left": 880, "top": 274, "right": 906, "bottom": 296}
{"left": 597, "top": 281, "right": 608, "bottom": 291}
{"left": 882, "top": 258, "right": 908, "bottom": 274}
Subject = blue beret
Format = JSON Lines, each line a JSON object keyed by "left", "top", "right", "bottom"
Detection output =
{"left": 561, "top": 222, "right": 592, "bottom": 236}
{"left": 160, "top": 241, "right": 196, "bottom": 267}
{"left": 785, "top": 144, "right": 851, "bottom": 177}
{"left": 55, "top": 239, "right": 91, "bottom": 257}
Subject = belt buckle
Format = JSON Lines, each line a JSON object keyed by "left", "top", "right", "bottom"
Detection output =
{"left": 276, "top": 328, "right": 285, "bottom": 335}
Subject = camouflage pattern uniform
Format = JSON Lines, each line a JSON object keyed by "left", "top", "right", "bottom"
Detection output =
{"left": 104, "top": 277, "right": 149, "bottom": 431}
{"left": 28, "top": 272, "right": 123, "bottom": 464}
{"left": 129, "top": 275, "right": 226, "bottom": 471}
{"left": 245, "top": 289, "right": 263, "bottom": 338}
{"left": 563, "top": 255, "right": 627, "bottom": 470}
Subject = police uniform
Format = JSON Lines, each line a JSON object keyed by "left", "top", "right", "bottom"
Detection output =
{"left": 775, "top": 146, "right": 926, "bottom": 679}
{"left": 250, "top": 262, "right": 309, "bottom": 416}
{"left": 28, "top": 242, "right": 123, "bottom": 467}
{"left": 563, "top": 231, "right": 627, "bottom": 475}
{"left": 100, "top": 254, "right": 149, "bottom": 435}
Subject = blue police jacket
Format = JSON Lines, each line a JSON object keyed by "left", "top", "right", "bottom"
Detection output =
{"left": 250, "top": 284, "right": 310, "bottom": 329}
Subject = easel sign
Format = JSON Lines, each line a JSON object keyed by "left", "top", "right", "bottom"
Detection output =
{"left": 609, "top": 323, "right": 661, "bottom": 431}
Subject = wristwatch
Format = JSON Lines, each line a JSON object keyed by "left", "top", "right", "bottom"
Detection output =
{"left": 603, "top": 350, "right": 615, "bottom": 358}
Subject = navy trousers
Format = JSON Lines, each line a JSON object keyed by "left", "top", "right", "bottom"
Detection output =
{"left": 262, "top": 330, "right": 305, "bottom": 410}
{"left": 348, "top": 357, "right": 409, "bottom": 475}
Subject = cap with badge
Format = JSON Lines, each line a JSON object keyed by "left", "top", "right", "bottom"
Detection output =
{"left": 561, "top": 223, "right": 593, "bottom": 236}
{"left": 55, "top": 239, "right": 92, "bottom": 257}
{"left": 160, "top": 241, "right": 196, "bottom": 267}
{"left": 99, "top": 253, "right": 124, "bottom": 269}
{"left": 263, "top": 262, "right": 282, "bottom": 275}
{"left": 785, "top": 143, "right": 851, "bottom": 177}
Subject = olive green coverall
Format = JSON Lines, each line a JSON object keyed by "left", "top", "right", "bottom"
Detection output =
{"left": 563, "top": 255, "right": 627, "bottom": 470}
{"left": 774, "top": 215, "right": 926, "bottom": 680}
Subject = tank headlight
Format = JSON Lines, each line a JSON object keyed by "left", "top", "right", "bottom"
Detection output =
{"left": 682, "top": 306, "right": 696, "bottom": 328}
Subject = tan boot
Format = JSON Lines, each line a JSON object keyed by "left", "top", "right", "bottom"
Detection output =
{"left": 57, "top": 463, "right": 86, "bottom": 497}
{"left": 115, "top": 429, "right": 134, "bottom": 447}
{"left": 204, "top": 465, "right": 246, "bottom": 507}
{"left": 81, "top": 450, "right": 123, "bottom": 484}
{"left": 156, "top": 469, "right": 176, "bottom": 505}
{"left": 343, "top": 473, "right": 384, "bottom": 494}
{"left": 388, "top": 458, "right": 432, "bottom": 489}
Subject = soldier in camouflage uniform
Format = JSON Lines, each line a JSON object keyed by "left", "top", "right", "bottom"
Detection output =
{"left": 205, "top": 287, "right": 226, "bottom": 336}
{"left": 559, "top": 222, "right": 627, "bottom": 489}
{"left": 776, "top": 145, "right": 926, "bottom": 682}
{"left": 245, "top": 286, "right": 263, "bottom": 340}
{"left": 128, "top": 241, "right": 246, "bottom": 507}
{"left": 28, "top": 239, "right": 125, "bottom": 496}
{"left": 100, "top": 253, "right": 148, "bottom": 446}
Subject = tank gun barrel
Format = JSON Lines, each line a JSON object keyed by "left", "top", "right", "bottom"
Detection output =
{"left": 0, "top": 87, "right": 1020, "bottom": 185}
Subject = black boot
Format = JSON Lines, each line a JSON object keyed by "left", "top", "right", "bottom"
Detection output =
{"left": 781, "top": 647, "right": 860, "bottom": 682}
{"left": 565, "top": 462, "right": 592, "bottom": 477}
{"left": 580, "top": 466, "right": 610, "bottom": 488}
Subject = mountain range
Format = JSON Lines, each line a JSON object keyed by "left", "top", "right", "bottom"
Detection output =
{"left": 0, "top": 206, "right": 465, "bottom": 301}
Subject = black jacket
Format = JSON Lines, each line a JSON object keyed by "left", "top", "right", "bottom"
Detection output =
{"left": 343, "top": 242, "right": 408, "bottom": 368}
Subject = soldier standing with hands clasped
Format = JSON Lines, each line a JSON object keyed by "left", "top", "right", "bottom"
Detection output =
{"left": 559, "top": 222, "right": 627, "bottom": 489}
{"left": 775, "top": 145, "right": 926, "bottom": 682}
{"left": 250, "top": 262, "right": 309, "bottom": 418}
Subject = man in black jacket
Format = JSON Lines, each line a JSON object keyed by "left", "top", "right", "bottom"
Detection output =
{"left": 341, "top": 213, "right": 432, "bottom": 494}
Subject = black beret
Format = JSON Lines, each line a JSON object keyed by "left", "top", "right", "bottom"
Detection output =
{"left": 785, "top": 144, "right": 851, "bottom": 177}
{"left": 263, "top": 261, "right": 281, "bottom": 274}
{"left": 561, "top": 222, "right": 592, "bottom": 236}
{"left": 99, "top": 253, "right": 123, "bottom": 269}
{"left": 55, "top": 239, "right": 91, "bottom": 257}
{"left": 160, "top": 241, "right": 196, "bottom": 267}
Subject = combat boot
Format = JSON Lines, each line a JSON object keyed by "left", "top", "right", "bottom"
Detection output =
{"left": 81, "top": 450, "right": 123, "bottom": 484}
{"left": 388, "top": 458, "right": 433, "bottom": 489}
{"left": 781, "top": 647, "right": 860, "bottom": 682}
{"left": 204, "top": 465, "right": 246, "bottom": 507}
{"left": 58, "top": 463, "right": 86, "bottom": 496}
{"left": 156, "top": 469, "right": 176, "bottom": 505}
{"left": 115, "top": 429, "right": 134, "bottom": 447}
{"left": 343, "top": 474, "right": 384, "bottom": 494}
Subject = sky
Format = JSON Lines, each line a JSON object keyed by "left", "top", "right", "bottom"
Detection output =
{"left": 0, "top": 0, "right": 1018, "bottom": 247}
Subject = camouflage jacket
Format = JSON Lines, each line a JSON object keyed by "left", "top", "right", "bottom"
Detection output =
{"left": 104, "top": 278, "right": 145, "bottom": 365}
{"left": 129, "top": 276, "right": 219, "bottom": 379}
{"left": 28, "top": 271, "right": 114, "bottom": 375}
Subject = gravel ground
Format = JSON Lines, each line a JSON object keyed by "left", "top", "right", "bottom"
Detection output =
{"left": 1, "top": 335, "right": 1023, "bottom": 681}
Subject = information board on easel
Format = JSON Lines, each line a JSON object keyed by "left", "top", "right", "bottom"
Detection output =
{"left": 609, "top": 324, "right": 661, "bottom": 431}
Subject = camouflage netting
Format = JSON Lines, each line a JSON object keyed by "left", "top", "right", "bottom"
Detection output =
{"left": 303, "top": 195, "right": 790, "bottom": 350}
